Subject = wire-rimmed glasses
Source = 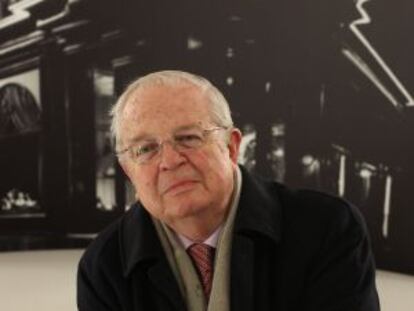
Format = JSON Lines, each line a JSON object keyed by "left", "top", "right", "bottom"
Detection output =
{"left": 116, "top": 126, "right": 228, "bottom": 164}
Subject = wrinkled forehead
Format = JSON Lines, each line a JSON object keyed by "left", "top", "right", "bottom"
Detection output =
{"left": 118, "top": 83, "right": 213, "bottom": 141}
{"left": 124, "top": 82, "right": 209, "bottom": 117}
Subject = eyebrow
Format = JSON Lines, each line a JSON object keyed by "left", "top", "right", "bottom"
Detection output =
{"left": 125, "top": 123, "right": 203, "bottom": 145}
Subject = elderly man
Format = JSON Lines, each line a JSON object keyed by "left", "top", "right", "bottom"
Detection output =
{"left": 77, "top": 71, "right": 380, "bottom": 310}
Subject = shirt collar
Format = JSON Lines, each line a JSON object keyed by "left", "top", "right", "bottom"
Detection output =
{"left": 176, "top": 224, "right": 223, "bottom": 249}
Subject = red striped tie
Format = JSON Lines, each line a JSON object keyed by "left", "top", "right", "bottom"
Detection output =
{"left": 187, "top": 243, "right": 215, "bottom": 299}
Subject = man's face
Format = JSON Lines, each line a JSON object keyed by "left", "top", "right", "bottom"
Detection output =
{"left": 119, "top": 83, "right": 241, "bottom": 231}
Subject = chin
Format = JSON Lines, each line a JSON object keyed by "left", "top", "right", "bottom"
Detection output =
{"left": 165, "top": 197, "right": 209, "bottom": 219}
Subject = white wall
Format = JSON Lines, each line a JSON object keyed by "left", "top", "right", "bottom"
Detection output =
{"left": 377, "top": 270, "right": 414, "bottom": 311}
{"left": 0, "top": 250, "right": 413, "bottom": 311}
{"left": 0, "top": 250, "right": 82, "bottom": 311}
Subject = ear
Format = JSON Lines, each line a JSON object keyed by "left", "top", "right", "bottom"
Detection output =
{"left": 227, "top": 127, "right": 242, "bottom": 165}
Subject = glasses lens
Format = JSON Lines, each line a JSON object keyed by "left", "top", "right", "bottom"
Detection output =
{"left": 126, "top": 127, "right": 226, "bottom": 164}
{"left": 131, "top": 141, "right": 160, "bottom": 163}
{"left": 174, "top": 132, "right": 205, "bottom": 149}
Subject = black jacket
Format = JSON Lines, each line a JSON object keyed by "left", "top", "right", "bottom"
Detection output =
{"left": 77, "top": 168, "right": 380, "bottom": 310}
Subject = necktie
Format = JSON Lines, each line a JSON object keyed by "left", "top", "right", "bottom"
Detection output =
{"left": 187, "top": 243, "right": 215, "bottom": 299}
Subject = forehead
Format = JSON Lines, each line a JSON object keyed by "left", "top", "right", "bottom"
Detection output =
{"left": 120, "top": 83, "right": 212, "bottom": 138}
{"left": 125, "top": 83, "right": 210, "bottom": 118}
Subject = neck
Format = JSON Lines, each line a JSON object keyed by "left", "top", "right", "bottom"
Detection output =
{"left": 168, "top": 210, "right": 227, "bottom": 241}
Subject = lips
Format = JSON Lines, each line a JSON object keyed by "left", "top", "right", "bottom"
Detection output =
{"left": 161, "top": 180, "right": 199, "bottom": 195}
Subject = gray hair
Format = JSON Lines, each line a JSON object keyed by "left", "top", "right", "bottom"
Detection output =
{"left": 110, "top": 70, "right": 233, "bottom": 149}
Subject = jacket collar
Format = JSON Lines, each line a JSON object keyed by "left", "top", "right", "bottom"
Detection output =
{"left": 120, "top": 204, "right": 165, "bottom": 277}
{"left": 120, "top": 165, "right": 283, "bottom": 276}
{"left": 233, "top": 165, "right": 282, "bottom": 244}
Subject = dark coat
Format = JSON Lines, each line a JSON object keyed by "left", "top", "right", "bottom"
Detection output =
{"left": 77, "top": 168, "right": 380, "bottom": 310}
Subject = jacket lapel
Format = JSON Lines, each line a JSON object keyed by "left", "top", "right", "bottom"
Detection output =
{"left": 147, "top": 258, "right": 186, "bottom": 311}
{"left": 120, "top": 204, "right": 185, "bottom": 311}
{"left": 234, "top": 167, "right": 282, "bottom": 243}
{"left": 230, "top": 235, "right": 255, "bottom": 311}
{"left": 229, "top": 167, "right": 284, "bottom": 310}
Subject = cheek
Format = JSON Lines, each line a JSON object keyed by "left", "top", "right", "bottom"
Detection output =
{"left": 130, "top": 169, "right": 159, "bottom": 201}
{"left": 133, "top": 175, "right": 166, "bottom": 219}
{"left": 197, "top": 149, "right": 233, "bottom": 185}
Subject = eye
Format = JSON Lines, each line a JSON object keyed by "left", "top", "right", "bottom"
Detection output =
{"left": 175, "top": 133, "right": 203, "bottom": 147}
{"left": 132, "top": 141, "right": 159, "bottom": 157}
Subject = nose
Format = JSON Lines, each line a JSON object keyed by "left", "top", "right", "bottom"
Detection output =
{"left": 159, "top": 141, "right": 186, "bottom": 170}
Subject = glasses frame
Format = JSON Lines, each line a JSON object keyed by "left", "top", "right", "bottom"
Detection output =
{"left": 116, "top": 125, "right": 229, "bottom": 164}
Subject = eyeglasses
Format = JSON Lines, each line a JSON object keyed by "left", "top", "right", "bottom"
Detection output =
{"left": 117, "top": 126, "right": 228, "bottom": 164}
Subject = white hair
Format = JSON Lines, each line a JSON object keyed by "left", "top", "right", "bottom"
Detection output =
{"left": 110, "top": 70, "right": 234, "bottom": 149}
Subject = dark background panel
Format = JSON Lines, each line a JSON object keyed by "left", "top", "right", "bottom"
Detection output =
{"left": 0, "top": 0, "right": 413, "bottom": 274}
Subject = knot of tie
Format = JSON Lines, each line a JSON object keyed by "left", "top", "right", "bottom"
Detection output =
{"left": 187, "top": 243, "right": 215, "bottom": 299}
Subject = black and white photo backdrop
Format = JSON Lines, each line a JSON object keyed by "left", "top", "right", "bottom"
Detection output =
{"left": 0, "top": 0, "right": 413, "bottom": 275}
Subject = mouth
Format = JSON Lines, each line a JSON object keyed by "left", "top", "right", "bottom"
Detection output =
{"left": 163, "top": 180, "right": 199, "bottom": 195}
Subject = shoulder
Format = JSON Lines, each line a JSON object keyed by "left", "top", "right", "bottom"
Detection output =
{"left": 241, "top": 168, "right": 368, "bottom": 247}
{"left": 78, "top": 216, "right": 124, "bottom": 276}
{"left": 239, "top": 167, "right": 366, "bottom": 242}
{"left": 268, "top": 182, "right": 369, "bottom": 252}
{"left": 79, "top": 204, "right": 142, "bottom": 272}
{"left": 76, "top": 207, "right": 146, "bottom": 310}
{"left": 243, "top": 169, "right": 360, "bottom": 227}
{"left": 279, "top": 185, "right": 364, "bottom": 232}
{"left": 78, "top": 204, "right": 154, "bottom": 278}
